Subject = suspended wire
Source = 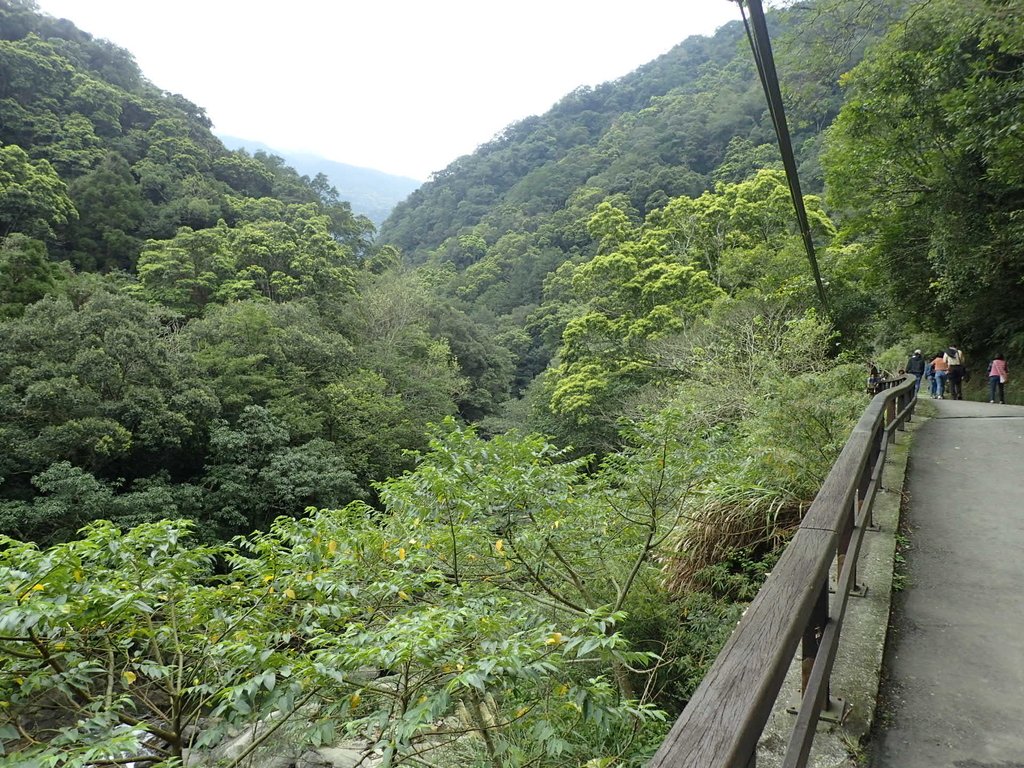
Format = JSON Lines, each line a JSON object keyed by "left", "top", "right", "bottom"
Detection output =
{"left": 735, "top": 0, "right": 831, "bottom": 315}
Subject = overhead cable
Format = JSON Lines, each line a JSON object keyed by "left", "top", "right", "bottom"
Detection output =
{"left": 736, "top": 0, "right": 831, "bottom": 315}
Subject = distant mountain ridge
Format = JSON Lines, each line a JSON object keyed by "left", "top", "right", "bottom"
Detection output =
{"left": 217, "top": 135, "right": 421, "bottom": 227}
{"left": 377, "top": 3, "right": 907, "bottom": 261}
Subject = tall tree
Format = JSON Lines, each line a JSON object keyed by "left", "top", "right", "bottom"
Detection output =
{"left": 823, "top": 0, "right": 1024, "bottom": 354}
{"left": 0, "top": 233, "right": 67, "bottom": 317}
{"left": 0, "top": 143, "right": 76, "bottom": 239}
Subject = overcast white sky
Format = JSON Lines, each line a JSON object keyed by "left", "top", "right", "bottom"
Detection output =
{"left": 34, "top": 1, "right": 740, "bottom": 180}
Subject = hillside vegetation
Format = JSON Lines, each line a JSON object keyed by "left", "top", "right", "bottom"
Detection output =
{"left": 1, "top": 0, "right": 1022, "bottom": 764}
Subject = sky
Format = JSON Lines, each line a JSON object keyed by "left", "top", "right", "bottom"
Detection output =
{"left": 34, "top": 1, "right": 741, "bottom": 181}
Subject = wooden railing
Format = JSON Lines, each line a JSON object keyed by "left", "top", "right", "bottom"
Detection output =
{"left": 650, "top": 375, "right": 917, "bottom": 768}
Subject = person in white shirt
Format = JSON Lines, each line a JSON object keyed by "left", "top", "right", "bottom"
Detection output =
{"left": 943, "top": 345, "right": 966, "bottom": 400}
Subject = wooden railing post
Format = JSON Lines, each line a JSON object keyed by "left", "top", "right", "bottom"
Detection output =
{"left": 800, "top": 581, "right": 830, "bottom": 708}
{"left": 885, "top": 397, "right": 897, "bottom": 443}
{"left": 836, "top": 496, "right": 865, "bottom": 596}
{"left": 863, "top": 418, "right": 883, "bottom": 530}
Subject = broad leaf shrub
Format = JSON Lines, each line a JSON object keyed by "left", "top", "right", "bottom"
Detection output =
{"left": 1, "top": 306, "right": 864, "bottom": 765}
{"left": 1, "top": 425, "right": 680, "bottom": 766}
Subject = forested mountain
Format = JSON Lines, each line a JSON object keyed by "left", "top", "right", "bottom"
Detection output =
{"left": 378, "top": 0, "right": 913, "bottom": 447}
{"left": 0, "top": 0, "right": 478, "bottom": 543}
{"left": 380, "top": 1, "right": 903, "bottom": 260}
{"left": 218, "top": 134, "right": 422, "bottom": 227}
{"left": 0, "top": 2, "right": 375, "bottom": 273}
{"left": 2, "top": 0, "right": 1023, "bottom": 764}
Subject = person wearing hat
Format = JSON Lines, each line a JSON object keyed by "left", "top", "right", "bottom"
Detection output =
{"left": 906, "top": 349, "right": 926, "bottom": 393}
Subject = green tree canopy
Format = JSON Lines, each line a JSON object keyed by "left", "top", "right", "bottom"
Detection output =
{"left": 823, "top": 0, "right": 1024, "bottom": 354}
{"left": 0, "top": 143, "right": 76, "bottom": 238}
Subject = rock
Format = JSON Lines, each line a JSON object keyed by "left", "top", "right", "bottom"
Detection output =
{"left": 297, "top": 744, "right": 375, "bottom": 767}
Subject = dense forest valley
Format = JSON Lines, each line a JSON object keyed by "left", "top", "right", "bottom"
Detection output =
{"left": 1, "top": 0, "right": 1022, "bottom": 764}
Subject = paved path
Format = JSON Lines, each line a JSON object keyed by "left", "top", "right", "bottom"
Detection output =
{"left": 871, "top": 399, "right": 1024, "bottom": 767}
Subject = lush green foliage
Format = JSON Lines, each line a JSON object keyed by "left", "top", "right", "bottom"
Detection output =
{"left": 0, "top": 273, "right": 475, "bottom": 542}
{"left": 2, "top": 362, "right": 862, "bottom": 764}
{"left": 380, "top": 0, "right": 906, "bottom": 265}
{"left": 541, "top": 171, "right": 842, "bottom": 430}
{"left": 0, "top": 0, "right": 492, "bottom": 538}
{"left": 1, "top": 0, "right": 976, "bottom": 762}
{"left": 0, "top": 422, "right": 682, "bottom": 766}
{"left": 823, "top": 0, "right": 1024, "bottom": 359}
{"left": 0, "top": 0, "right": 373, "bottom": 272}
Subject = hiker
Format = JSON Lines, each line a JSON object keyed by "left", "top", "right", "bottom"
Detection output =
{"left": 866, "top": 362, "right": 881, "bottom": 395}
{"left": 944, "top": 345, "right": 966, "bottom": 400}
{"left": 931, "top": 351, "right": 949, "bottom": 399}
{"left": 906, "top": 349, "right": 926, "bottom": 392}
{"left": 988, "top": 354, "right": 1008, "bottom": 404}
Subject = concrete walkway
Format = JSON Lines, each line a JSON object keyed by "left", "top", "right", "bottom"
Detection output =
{"left": 870, "top": 399, "right": 1024, "bottom": 767}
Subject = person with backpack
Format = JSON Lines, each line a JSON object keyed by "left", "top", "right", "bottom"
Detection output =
{"left": 988, "top": 354, "right": 1009, "bottom": 404}
{"left": 906, "top": 349, "right": 926, "bottom": 392}
{"left": 944, "top": 345, "right": 966, "bottom": 400}
{"left": 866, "top": 362, "right": 882, "bottom": 395}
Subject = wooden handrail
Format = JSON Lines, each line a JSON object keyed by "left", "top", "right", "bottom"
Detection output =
{"left": 650, "top": 375, "right": 917, "bottom": 768}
